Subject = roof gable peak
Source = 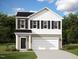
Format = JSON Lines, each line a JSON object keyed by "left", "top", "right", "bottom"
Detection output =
{"left": 28, "top": 7, "right": 63, "bottom": 19}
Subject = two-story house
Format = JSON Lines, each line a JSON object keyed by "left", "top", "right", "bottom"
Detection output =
{"left": 15, "top": 7, "right": 63, "bottom": 51}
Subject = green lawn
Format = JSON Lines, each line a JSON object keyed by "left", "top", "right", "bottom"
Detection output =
{"left": 0, "top": 52, "right": 37, "bottom": 59}
{"left": 0, "top": 43, "right": 37, "bottom": 59}
{"left": 66, "top": 49, "right": 78, "bottom": 55}
{"left": 63, "top": 44, "right": 78, "bottom": 55}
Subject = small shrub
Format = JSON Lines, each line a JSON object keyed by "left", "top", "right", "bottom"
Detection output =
{"left": 63, "top": 44, "right": 78, "bottom": 50}
{"left": 28, "top": 49, "right": 33, "bottom": 51}
{"left": 5, "top": 44, "right": 19, "bottom": 51}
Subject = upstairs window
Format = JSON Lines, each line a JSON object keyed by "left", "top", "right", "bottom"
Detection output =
{"left": 30, "top": 20, "right": 39, "bottom": 29}
{"left": 43, "top": 21, "right": 48, "bottom": 28}
{"left": 20, "top": 19, "right": 25, "bottom": 29}
{"left": 30, "top": 20, "right": 61, "bottom": 29}
{"left": 53, "top": 21, "right": 58, "bottom": 29}
{"left": 52, "top": 21, "right": 60, "bottom": 29}
{"left": 32, "top": 21, "right": 37, "bottom": 28}
{"left": 41, "top": 21, "right": 48, "bottom": 29}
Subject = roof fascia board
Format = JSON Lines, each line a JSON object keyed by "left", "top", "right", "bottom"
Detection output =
{"left": 16, "top": 16, "right": 29, "bottom": 18}
{"left": 27, "top": 7, "right": 63, "bottom": 19}
{"left": 27, "top": 7, "right": 48, "bottom": 18}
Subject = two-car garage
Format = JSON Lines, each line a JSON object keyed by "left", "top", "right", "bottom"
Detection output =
{"left": 32, "top": 37, "right": 59, "bottom": 50}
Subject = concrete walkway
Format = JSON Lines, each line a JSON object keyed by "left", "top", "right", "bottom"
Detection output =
{"left": 34, "top": 50, "right": 77, "bottom": 59}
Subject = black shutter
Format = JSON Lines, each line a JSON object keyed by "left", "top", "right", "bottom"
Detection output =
{"left": 52, "top": 21, "right": 54, "bottom": 29}
{"left": 41, "top": 21, "right": 43, "bottom": 29}
{"left": 18, "top": 19, "right": 20, "bottom": 28}
{"left": 58, "top": 21, "right": 60, "bottom": 29}
{"left": 37, "top": 21, "right": 39, "bottom": 29}
{"left": 48, "top": 21, "right": 50, "bottom": 29}
{"left": 30, "top": 20, "right": 32, "bottom": 29}
{"left": 25, "top": 19, "right": 28, "bottom": 29}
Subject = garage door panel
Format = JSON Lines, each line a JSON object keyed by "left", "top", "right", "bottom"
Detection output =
{"left": 32, "top": 37, "right": 59, "bottom": 50}
{"left": 32, "top": 37, "right": 58, "bottom": 40}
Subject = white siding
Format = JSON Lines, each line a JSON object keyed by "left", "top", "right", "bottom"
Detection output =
{"left": 16, "top": 35, "right": 18, "bottom": 49}
{"left": 28, "top": 10, "right": 62, "bottom": 35}
{"left": 31, "top": 29, "right": 61, "bottom": 34}
{"left": 16, "top": 8, "right": 62, "bottom": 35}
{"left": 16, "top": 35, "right": 21, "bottom": 49}
{"left": 29, "top": 11, "right": 61, "bottom": 21}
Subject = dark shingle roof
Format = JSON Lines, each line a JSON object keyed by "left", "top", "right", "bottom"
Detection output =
{"left": 16, "top": 12, "right": 34, "bottom": 17}
{"left": 15, "top": 30, "right": 32, "bottom": 33}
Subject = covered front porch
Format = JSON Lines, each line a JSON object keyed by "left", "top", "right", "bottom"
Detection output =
{"left": 15, "top": 34, "right": 32, "bottom": 51}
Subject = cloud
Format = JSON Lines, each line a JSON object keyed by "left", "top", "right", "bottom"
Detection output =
{"left": 14, "top": 8, "right": 25, "bottom": 12}
{"left": 8, "top": 8, "right": 37, "bottom": 16}
{"left": 55, "top": 0, "right": 78, "bottom": 15}
{"left": 29, "top": 10, "right": 37, "bottom": 13}
{"left": 37, "top": 0, "right": 54, "bottom": 3}
{"left": 8, "top": 8, "right": 26, "bottom": 16}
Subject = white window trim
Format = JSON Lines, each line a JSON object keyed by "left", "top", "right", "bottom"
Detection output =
{"left": 32, "top": 21, "right": 37, "bottom": 29}
{"left": 40, "top": 20, "right": 41, "bottom": 29}
{"left": 43, "top": 21, "right": 48, "bottom": 29}
{"left": 20, "top": 19, "right": 26, "bottom": 29}
{"left": 53, "top": 21, "right": 59, "bottom": 29}
{"left": 50, "top": 20, "right": 52, "bottom": 29}
{"left": 53, "top": 21, "right": 57, "bottom": 29}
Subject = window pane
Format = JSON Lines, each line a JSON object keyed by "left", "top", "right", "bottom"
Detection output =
{"left": 20, "top": 20, "right": 25, "bottom": 28}
{"left": 43, "top": 21, "right": 47, "bottom": 28}
{"left": 54, "top": 21, "right": 57, "bottom": 29}
{"left": 43, "top": 25, "right": 47, "bottom": 28}
{"left": 33, "top": 21, "right": 36, "bottom": 24}
{"left": 21, "top": 25, "right": 24, "bottom": 28}
{"left": 21, "top": 20, "right": 24, "bottom": 25}
{"left": 33, "top": 25, "right": 36, "bottom": 28}
{"left": 43, "top": 21, "right": 47, "bottom": 25}
{"left": 32, "top": 21, "right": 37, "bottom": 28}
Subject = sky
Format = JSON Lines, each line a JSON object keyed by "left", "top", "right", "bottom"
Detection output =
{"left": 0, "top": 0, "right": 78, "bottom": 16}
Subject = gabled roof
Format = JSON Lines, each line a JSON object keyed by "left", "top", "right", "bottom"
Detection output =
{"left": 16, "top": 7, "right": 63, "bottom": 19}
{"left": 16, "top": 12, "right": 34, "bottom": 17}
{"left": 28, "top": 7, "right": 63, "bottom": 19}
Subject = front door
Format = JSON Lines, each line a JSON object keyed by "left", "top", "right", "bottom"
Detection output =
{"left": 21, "top": 37, "right": 27, "bottom": 49}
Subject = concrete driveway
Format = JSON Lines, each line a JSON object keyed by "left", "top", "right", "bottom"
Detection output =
{"left": 34, "top": 50, "right": 77, "bottom": 59}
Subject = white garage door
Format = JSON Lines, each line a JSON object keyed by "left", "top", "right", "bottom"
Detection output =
{"left": 32, "top": 37, "right": 59, "bottom": 50}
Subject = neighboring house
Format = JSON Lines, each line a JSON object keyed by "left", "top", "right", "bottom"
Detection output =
{"left": 15, "top": 7, "right": 63, "bottom": 51}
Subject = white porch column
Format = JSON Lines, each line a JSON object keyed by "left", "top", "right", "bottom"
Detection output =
{"left": 16, "top": 35, "right": 18, "bottom": 49}
{"left": 60, "top": 36, "right": 62, "bottom": 48}
{"left": 29, "top": 35, "right": 32, "bottom": 49}
{"left": 59, "top": 36, "right": 62, "bottom": 49}
{"left": 61, "top": 20, "right": 62, "bottom": 48}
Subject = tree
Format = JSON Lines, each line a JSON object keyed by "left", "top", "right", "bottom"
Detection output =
{"left": 0, "top": 13, "right": 15, "bottom": 43}
{"left": 62, "top": 13, "right": 78, "bottom": 44}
